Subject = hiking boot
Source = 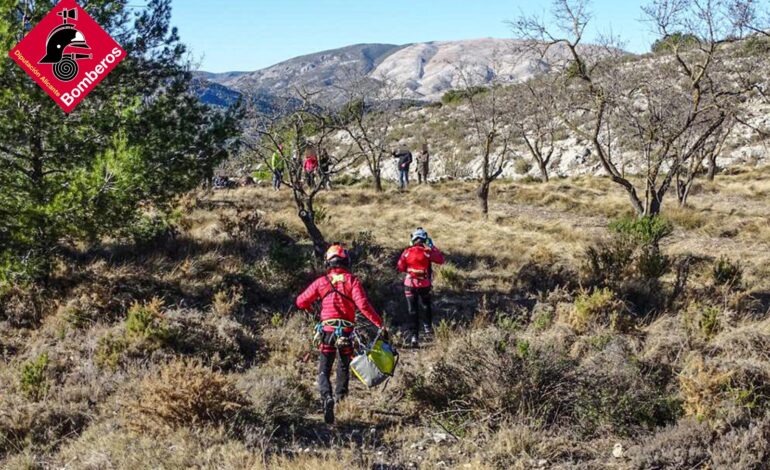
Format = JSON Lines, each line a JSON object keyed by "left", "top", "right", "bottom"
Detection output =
{"left": 323, "top": 397, "right": 335, "bottom": 425}
{"left": 410, "top": 334, "right": 419, "bottom": 349}
{"left": 423, "top": 324, "right": 433, "bottom": 337}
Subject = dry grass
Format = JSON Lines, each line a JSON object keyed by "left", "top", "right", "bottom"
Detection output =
{"left": 3, "top": 168, "right": 770, "bottom": 468}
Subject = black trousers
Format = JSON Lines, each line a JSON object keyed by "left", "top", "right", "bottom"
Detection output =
{"left": 318, "top": 349, "right": 352, "bottom": 400}
{"left": 405, "top": 286, "right": 433, "bottom": 338}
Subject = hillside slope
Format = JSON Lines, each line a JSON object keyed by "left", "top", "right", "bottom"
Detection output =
{"left": 3, "top": 171, "right": 770, "bottom": 468}
{"left": 198, "top": 38, "right": 614, "bottom": 106}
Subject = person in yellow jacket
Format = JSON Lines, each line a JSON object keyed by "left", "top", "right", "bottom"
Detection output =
{"left": 271, "top": 144, "right": 285, "bottom": 191}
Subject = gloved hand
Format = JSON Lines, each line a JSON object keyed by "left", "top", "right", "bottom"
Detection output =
{"left": 378, "top": 327, "right": 390, "bottom": 341}
{"left": 426, "top": 237, "right": 434, "bottom": 248}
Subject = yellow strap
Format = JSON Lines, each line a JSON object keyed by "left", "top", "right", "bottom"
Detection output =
{"left": 321, "top": 319, "right": 355, "bottom": 327}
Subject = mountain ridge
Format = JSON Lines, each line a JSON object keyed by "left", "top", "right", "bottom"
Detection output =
{"left": 194, "top": 38, "right": 614, "bottom": 107}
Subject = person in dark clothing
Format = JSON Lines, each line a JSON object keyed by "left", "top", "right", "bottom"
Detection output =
{"left": 416, "top": 143, "right": 430, "bottom": 184}
{"left": 319, "top": 148, "right": 332, "bottom": 189}
{"left": 393, "top": 145, "right": 413, "bottom": 190}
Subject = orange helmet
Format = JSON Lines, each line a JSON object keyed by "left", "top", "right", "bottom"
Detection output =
{"left": 325, "top": 244, "right": 350, "bottom": 269}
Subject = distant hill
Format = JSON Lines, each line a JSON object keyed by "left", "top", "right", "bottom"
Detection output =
{"left": 195, "top": 38, "right": 616, "bottom": 108}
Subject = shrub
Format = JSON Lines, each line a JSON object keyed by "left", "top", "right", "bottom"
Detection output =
{"left": 513, "top": 158, "right": 533, "bottom": 175}
{"left": 94, "top": 333, "right": 129, "bottom": 370}
{"left": 127, "top": 360, "right": 250, "bottom": 431}
{"left": 125, "top": 298, "right": 171, "bottom": 348}
{"left": 531, "top": 304, "right": 554, "bottom": 331}
{"left": 441, "top": 86, "right": 488, "bottom": 105}
{"left": 211, "top": 285, "right": 245, "bottom": 317}
{"left": 515, "top": 259, "right": 578, "bottom": 294}
{"left": 237, "top": 369, "right": 313, "bottom": 428}
{"left": 0, "top": 285, "right": 44, "bottom": 328}
{"left": 167, "top": 310, "right": 259, "bottom": 372}
{"left": 570, "top": 288, "right": 629, "bottom": 333}
{"left": 712, "top": 256, "right": 742, "bottom": 288}
{"left": 403, "top": 326, "right": 678, "bottom": 437}
{"left": 740, "top": 36, "right": 770, "bottom": 57}
{"left": 651, "top": 32, "right": 700, "bottom": 53}
{"left": 20, "top": 353, "right": 49, "bottom": 401}
{"left": 699, "top": 306, "right": 721, "bottom": 340}
{"left": 628, "top": 418, "right": 712, "bottom": 469}
{"left": 218, "top": 209, "right": 263, "bottom": 241}
{"left": 679, "top": 355, "right": 732, "bottom": 421}
{"left": 436, "top": 263, "right": 464, "bottom": 291}
{"left": 121, "top": 212, "right": 176, "bottom": 248}
{"left": 609, "top": 215, "right": 673, "bottom": 247}
{"left": 434, "top": 318, "right": 456, "bottom": 345}
{"left": 583, "top": 217, "right": 672, "bottom": 300}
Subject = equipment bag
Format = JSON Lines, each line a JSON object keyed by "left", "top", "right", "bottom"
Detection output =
{"left": 351, "top": 339, "right": 399, "bottom": 388}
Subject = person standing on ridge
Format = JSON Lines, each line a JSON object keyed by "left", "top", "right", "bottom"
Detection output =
{"left": 416, "top": 143, "right": 430, "bottom": 184}
{"left": 392, "top": 144, "right": 412, "bottom": 190}
{"left": 271, "top": 144, "right": 285, "bottom": 191}
{"left": 296, "top": 245, "right": 386, "bottom": 425}
{"left": 397, "top": 228, "right": 445, "bottom": 348}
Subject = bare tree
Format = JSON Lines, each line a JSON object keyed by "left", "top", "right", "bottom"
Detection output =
{"left": 729, "top": 0, "right": 770, "bottom": 37}
{"left": 676, "top": 115, "right": 734, "bottom": 205}
{"left": 511, "top": 0, "right": 747, "bottom": 217}
{"left": 454, "top": 58, "right": 515, "bottom": 216}
{"left": 510, "top": 77, "right": 564, "bottom": 182}
{"left": 242, "top": 93, "right": 359, "bottom": 257}
{"left": 333, "top": 72, "right": 407, "bottom": 192}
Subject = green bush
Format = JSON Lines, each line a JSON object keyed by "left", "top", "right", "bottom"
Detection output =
{"left": 95, "top": 334, "right": 129, "bottom": 371}
{"left": 441, "top": 86, "right": 488, "bottom": 105}
{"left": 609, "top": 216, "right": 673, "bottom": 247}
{"left": 652, "top": 32, "right": 700, "bottom": 53}
{"left": 122, "top": 212, "right": 176, "bottom": 247}
{"left": 20, "top": 353, "right": 49, "bottom": 401}
{"left": 571, "top": 288, "right": 630, "bottom": 333}
{"left": 712, "top": 256, "right": 742, "bottom": 288}
{"left": 699, "top": 306, "right": 720, "bottom": 340}
{"left": 585, "top": 216, "right": 673, "bottom": 291}
{"left": 125, "top": 298, "right": 171, "bottom": 348}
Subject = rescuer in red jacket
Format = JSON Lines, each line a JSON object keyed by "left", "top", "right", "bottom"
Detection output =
{"left": 397, "top": 228, "right": 445, "bottom": 348}
{"left": 296, "top": 244, "right": 384, "bottom": 425}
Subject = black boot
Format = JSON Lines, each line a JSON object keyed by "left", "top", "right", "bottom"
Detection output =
{"left": 323, "top": 397, "right": 335, "bottom": 425}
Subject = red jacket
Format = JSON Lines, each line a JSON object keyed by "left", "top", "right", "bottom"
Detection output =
{"left": 397, "top": 244, "right": 445, "bottom": 288}
{"left": 304, "top": 155, "right": 318, "bottom": 172}
{"left": 296, "top": 268, "right": 383, "bottom": 331}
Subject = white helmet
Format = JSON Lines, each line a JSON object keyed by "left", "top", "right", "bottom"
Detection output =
{"left": 411, "top": 228, "right": 428, "bottom": 244}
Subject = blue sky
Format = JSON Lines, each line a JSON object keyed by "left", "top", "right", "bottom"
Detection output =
{"left": 172, "top": 1, "right": 657, "bottom": 73}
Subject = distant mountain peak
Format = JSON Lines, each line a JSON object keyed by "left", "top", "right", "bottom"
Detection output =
{"left": 194, "top": 38, "right": 618, "bottom": 107}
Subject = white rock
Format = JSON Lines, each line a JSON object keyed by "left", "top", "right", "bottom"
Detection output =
{"left": 612, "top": 442, "right": 624, "bottom": 458}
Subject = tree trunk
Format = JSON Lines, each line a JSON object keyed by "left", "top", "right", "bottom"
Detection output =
{"left": 538, "top": 162, "right": 549, "bottom": 183}
{"left": 707, "top": 155, "right": 718, "bottom": 181}
{"left": 373, "top": 170, "right": 383, "bottom": 192}
{"left": 298, "top": 209, "right": 327, "bottom": 259}
{"left": 477, "top": 180, "right": 490, "bottom": 217}
{"left": 647, "top": 195, "right": 663, "bottom": 217}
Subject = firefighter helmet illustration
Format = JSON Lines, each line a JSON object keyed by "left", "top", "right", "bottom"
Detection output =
{"left": 39, "top": 8, "right": 92, "bottom": 82}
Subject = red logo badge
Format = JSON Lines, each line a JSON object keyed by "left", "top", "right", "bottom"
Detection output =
{"left": 8, "top": 0, "right": 126, "bottom": 113}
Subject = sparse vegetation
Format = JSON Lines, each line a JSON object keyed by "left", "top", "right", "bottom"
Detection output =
{"left": 1, "top": 0, "right": 769, "bottom": 467}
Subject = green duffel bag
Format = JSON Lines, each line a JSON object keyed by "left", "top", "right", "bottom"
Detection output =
{"left": 351, "top": 339, "right": 399, "bottom": 388}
